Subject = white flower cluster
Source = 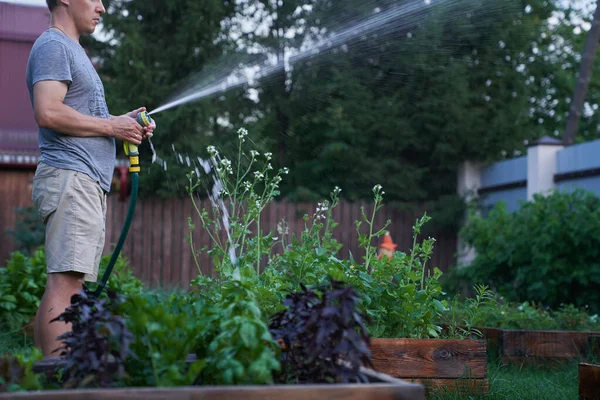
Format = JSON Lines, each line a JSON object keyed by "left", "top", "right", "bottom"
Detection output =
{"left": 372, "top": 184, "right": 385, "bottom": 195}
{"left": 281, "top": 167, "right": 289, "bottom": 174}
{"left": 316, "top": 202, "right": 329, "bottom": 213}
{"left": 254, "top": 171, "right": 264, "bottom": 180}
{"left": 314, "top": 201, "right": 330, "bottom": 220}
{"left": 220, "top": 158, "right": 233, "bottom": 174}
{"left": 207, "top": 145, "right": 218, "bottom": 157}
{"left": 264, "top": 152, "right": 272, "bottom": 161}
{"left": 277, "top": 221, "right": 289, "bottom": 235}
{"left": 333, "top": 186, "right": 342, "bottom": 195}
{"left": 238, "top": 127, "right": 248, "bottom": 140}
{"left": 271, "top": 175, "right": 282, "bottom": 189}
{"left": 243, "top": 181, "right": 252, "bottom": 192}
{"left": 250, "top": 150, "right": 259, "bottom": 157}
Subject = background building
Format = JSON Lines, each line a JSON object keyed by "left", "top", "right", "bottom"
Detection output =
{"left": 0, "top": 1, "right": 49, "bottom": 168}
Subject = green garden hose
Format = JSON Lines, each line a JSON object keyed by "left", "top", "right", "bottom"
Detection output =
{"left": 94, "top": 111, "right": 153, "bottom": 297}
{"left": 94, "top": 173, "right": 138, "bottom": 297}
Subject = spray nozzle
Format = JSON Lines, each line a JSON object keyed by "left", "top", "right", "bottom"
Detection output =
{"left": 136, "top": 110, "right": 154, "bottom": 127}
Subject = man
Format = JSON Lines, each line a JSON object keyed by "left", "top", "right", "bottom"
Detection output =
{"left": 26, "top": 0, "right": 155, "bottom": 357}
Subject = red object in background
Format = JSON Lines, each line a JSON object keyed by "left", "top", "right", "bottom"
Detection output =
{"left": 378, "top": 231, "right": 398, "bottom": 260}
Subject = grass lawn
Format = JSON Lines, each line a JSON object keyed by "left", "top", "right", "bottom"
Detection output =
{"left": 431, "top": 360, "right": 579, "bottom": 400}
{"left": 0, "top": 329, "right": 583, "bottom": 399}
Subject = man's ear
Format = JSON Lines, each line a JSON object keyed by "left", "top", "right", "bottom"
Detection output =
{"left": 59, "top": 0, "right": 69, "bottom": 6}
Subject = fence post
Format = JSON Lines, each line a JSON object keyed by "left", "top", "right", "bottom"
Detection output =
{"left": 527, "top": 136, "right": 563, "bottom": 201}
{"left": 456, "top": 161, "right": 482, "bottom": 266}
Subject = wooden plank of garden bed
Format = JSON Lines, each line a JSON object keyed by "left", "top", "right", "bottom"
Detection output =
{"left": 0, "top": 383, "right": 425, "bottom": 400}
{"left": 501, "top": 330, "right": 599, "bottom": 360}
{"left": 579, "top": 363, "right": 600, "bottom": 400}
{"left": 369, "top": 339, "right": 487, "bottom": 379}
{"left": 411, "top": 378, "right": 489, "bottom": 396}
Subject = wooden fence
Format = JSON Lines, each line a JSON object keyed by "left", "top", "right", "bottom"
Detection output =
{"left": 1, "top": 170, "right": 457, "bottom": 288}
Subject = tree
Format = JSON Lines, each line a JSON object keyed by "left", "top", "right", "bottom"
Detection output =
{"left": 84, "top": 0, "right": 243, "bottom": 198}
{"left": 563, "top": 1, "right": 600, "bottom": 145}
{"left": 84, "top": 0, "right": 582, "bottom": 206}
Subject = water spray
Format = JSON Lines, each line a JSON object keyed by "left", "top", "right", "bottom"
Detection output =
{"left": 94, "top": 111, "right": 155, "bottom": 297}
{"left": 148, "top": 0, "right": 447, "bottom": 116}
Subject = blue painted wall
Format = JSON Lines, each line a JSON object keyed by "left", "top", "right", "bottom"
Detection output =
{"left": 480, "top": 156, "right": 527, "bottom": 188}
{"left": 477, "top": 139, "right": 600, "bottom": 213}
{"left": 479, "top": 156, "right": 527, "bottom": 213}
{"left": 556, "top": 140, "right": 600, "bottom": 197}
{"left": 481, "top": 187, "right": 527, "bottom": 214}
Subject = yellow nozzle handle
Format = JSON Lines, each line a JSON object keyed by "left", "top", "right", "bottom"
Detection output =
{"left": 124, "top": 142, "right": 140, "bottom": 173}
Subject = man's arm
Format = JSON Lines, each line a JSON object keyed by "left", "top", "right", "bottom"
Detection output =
{"left": 33, "top": 80, "right": 145, "bottom": 144}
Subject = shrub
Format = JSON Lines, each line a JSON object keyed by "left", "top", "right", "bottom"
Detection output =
{"left": 457, "top": 189, "right": 600, "bottom": 313}
{"left": 0, "top": 249, "right": 46, "bottom": 332}
{"left": 0, "top": 247, "right": 142, "bottom": 336}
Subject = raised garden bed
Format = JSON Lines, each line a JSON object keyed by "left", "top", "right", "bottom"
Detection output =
{"left": 0, "top": 383, "right": 423, "bottom": 400}
{"left": 370, "top": 338, "right": 488, "bottom": 395}
{"left": 4, "top": 358, "right": 424, "bottom": 400}
{"left": 579, "top": 363, "right": 600, "bottom": 400}
{"left": 28, "top": 338, "right": 487, "bottom": 397}
{"left": 474, "top": 327, "right": 600, "bottom": 364}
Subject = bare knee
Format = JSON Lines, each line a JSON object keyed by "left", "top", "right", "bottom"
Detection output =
{"left": 45, "top": 271, "right": 85, "bottom": 298}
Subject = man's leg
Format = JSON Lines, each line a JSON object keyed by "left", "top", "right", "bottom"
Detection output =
{"left": 35, "top": 271, "right": 84, "bottom": 357}
{"left": 31, "top": 167, "right": 105, "bottom": 356}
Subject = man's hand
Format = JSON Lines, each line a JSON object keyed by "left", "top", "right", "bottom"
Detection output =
{"left": 109, "top": 115, "right": 145, "bottom": 145}
{"left": 126, "top": 107, "right": 156, "bottom": 139}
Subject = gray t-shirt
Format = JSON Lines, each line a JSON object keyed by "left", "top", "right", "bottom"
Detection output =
{"left": 26, "top": 29, "right": 115, "bottom": 193}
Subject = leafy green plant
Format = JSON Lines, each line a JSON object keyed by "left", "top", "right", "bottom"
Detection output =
{"left": 444, "top": 284, "right": 496, "bottom": 338}
{"left": 346, "top": 210, "right": 447, "bottom": 338}
{"left": 269, "top": 279, "right": 372, "bottom": 384}
{"left": 52, "top": 285, "right": 133, "bottom": 388}
{"left": 187, "top": 129, "right": 449, "bottom": 340}
{"left": 186, "top": 128, "right": 289, "bottom": 279}
{"left": 0, "top": 249, "right": 46, "bottom": 332}
{"left": 441, "top": 286, "right": 600, "bottom": 332}
{"left": 91, "top": 253, "right": 144, "bottom": 300}
{"left": 121, "top": 279, "right": 279, "bottom": 387}
{"left": 118, "top": 290, "right": 205, "bottom": 387}
{"left": 197, "top": 280, "right": 280, "bottom": 385}
{"left": 0, "top": 248, "right": 142, "bottom": 337}
{"left": 459, "top": 189, "right": 600, "bottom": 313}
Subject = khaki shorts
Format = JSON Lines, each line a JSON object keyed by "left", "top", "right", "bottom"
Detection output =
{"left": 32, "top": 162, "right": 107, "bottom": 282}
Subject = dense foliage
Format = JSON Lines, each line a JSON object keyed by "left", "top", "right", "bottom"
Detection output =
{"left": 0, "top": 249, "right": 142, "bottom": 336}
{"left": 455, "top": 189, "right": 600, "bottom": 313}
{"left": 187, "top": 133, "right": 449, "bottom": 338}
{"left": 0, "top": 249, "right": 46, "bottom": 332}
{"left": 443, "top": 285, "right": 600, "bottom": 333}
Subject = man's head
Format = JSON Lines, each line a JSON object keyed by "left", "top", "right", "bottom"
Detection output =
{"left": 47, "top": 0, "right": 105, "bottom": 35}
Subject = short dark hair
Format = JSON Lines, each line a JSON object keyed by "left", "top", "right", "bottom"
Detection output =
{"left": 46, "top": 0, "right": 58, "bottom": 11}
